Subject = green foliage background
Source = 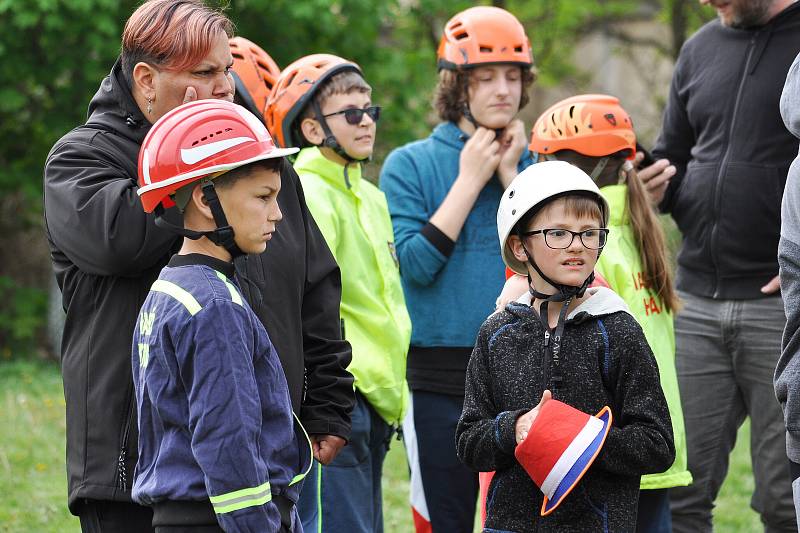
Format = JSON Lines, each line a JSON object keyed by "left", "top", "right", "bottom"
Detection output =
{"left": 0, "top": 0, "right": 712, "bottom": 357}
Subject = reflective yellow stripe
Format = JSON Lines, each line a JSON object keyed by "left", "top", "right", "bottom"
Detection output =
{"left": 209, "top": 481, "right": 271, "bottom": 514}
{"left": 138, "top": 343, "right": 150, "bottom": 368}
{"left": 290, "top": 412, "right": 314, "bottom": 486}
{"left": 216, "top": 271, "right": 243, "bottom": 306}
{"left": 151, "top": 280, "right": 202, "bottom": 315}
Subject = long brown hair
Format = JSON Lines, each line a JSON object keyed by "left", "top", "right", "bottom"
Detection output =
{"left": 553, "top": 150, "right": 679, "bottom": 312}
{"left": 624, "top": 164, "right": 680, "bottom": 312}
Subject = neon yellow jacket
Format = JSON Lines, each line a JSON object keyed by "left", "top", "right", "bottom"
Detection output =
{"left": 596, "top": 184, "right": 692, "bottom": 490}
{"left": 295, "top": 147, "right": 411, "bottom": 425}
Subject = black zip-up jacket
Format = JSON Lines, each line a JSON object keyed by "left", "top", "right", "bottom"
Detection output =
{"left": 457, "top": 288, "right": 674, "bottom": 532}
{"left": 43, "top": 60, "right": 354, "bottom": 513}
{"left": 653, "top": 2, "right": 800, "bottom": 299}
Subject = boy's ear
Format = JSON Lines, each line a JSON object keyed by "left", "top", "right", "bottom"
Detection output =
{"left": 508, "top": 235, "right": 529, "bottom": 263}
{"left": 132, "top": 62, "right": 157, "bottom": 102}
{"left": 188, "top": 184, "right": 214, "bottom": 221}
{"left": 300, "top": 117, "right": 325, "bottom": 146}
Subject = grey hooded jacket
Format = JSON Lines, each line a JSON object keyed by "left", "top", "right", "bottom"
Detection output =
{"left": 775, "top": 50, "right": 800, "bottom": 517}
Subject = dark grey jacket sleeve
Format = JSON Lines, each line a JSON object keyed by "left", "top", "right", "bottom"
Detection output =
{"left": 776, "top": 155, "right": 800, "bottom": 481}
{"left": 44, "top": 137, "right": 175, "bottom": 277}
{"left": 456, "top": 324, "right": 527, "bottom": 472}
{"left": 776, "top": 52, "right": 800, "bottom": 496}
{"left": 653, "top": 50, "right": 695, "bottom": 214}
{"left": 296, "top": 172, "right": 355, "bottom": 439}
{"left": 777, "top": 235, "right": 800, "bottom": 469}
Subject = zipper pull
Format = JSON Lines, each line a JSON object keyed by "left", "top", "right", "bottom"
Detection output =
{"left": 544, "top": 330, "right": 550, "bottom": 347}
{"left": 117, "top": 447, "right": 128, "bottom": 491}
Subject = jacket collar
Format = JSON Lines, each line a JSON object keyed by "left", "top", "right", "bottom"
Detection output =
{"left": 507, "top": 286, "right": 631, "bottom": 322}
{"left": 293, "top": 146, "right": 363, "bottom": 193}
{"left": 432, "top": 122, "right": 535, "bottom": 170}
{"left": 432, "top": 122, "right": 469, "bottom": 151}
{"left": 600, "top": 184, "right": 628, "bottom": 226}
{"left": 168, "top": 253, "right": 235, "bottom": 279}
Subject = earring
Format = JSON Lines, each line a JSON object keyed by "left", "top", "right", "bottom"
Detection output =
{"left": 146, "top": 97, "right": 153, "bottom": 115}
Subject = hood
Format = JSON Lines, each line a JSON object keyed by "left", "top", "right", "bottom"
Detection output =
{"left": 743, "top": 1, "right": 800, "bottom": 76}
{"left": 85, "top": 58, "right": 151, "bottom": 145}
{"left": 781, "top": 52, "right": 800, "bottom": 139}
{"left": 505, "top": 286, "right": 631, "bottom": 322}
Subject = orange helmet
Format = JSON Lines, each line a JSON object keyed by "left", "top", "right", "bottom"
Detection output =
{"left": 529, "top": 94, "right": 636, "bottom": 160}
{"left": 229, "top": 36, "right": 281, "bottom": 119}
{"left": 264, "top": 53, "right": 362, "bottom": 148}
{"left": 437, "top": 6, "right": 533, "bottom": 70}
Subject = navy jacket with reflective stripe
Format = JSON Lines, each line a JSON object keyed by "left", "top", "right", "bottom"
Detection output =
{"left": 131, "top": 255, "right": 311, "bottom": 531}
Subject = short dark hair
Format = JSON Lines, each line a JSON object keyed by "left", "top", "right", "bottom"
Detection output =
{"left": 213, "top": 157, "right": 284, "bottom": 189}
{"left": 296, "top": 70, "right": 372, "bottom": 146}
{"left": 433, "top": 66, "right": 536, "bottom": 123}
{"left": 174, "top": 157, "right": 284, "bottom": 211}
{"left": 515, "top": 193, "right": 605, "bottom": 236}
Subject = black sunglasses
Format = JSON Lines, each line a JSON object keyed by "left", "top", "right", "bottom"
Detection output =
{"left": 322, "top": 105, "right": 381, "bottom": 125}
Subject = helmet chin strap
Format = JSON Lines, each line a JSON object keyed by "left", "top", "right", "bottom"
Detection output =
{"left": 518, "top": 230, "right": 598, "bottom": 391}
{"left": 311, "top": 99, "right": 370, "bottom": 190}
{"left": 154, "top": 180, "right": 245, "bottom": 260}
{"left": 462, "top": 102, "right": 505, "bottom": 138}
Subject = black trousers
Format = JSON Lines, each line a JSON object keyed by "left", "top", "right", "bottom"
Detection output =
{"left": 78, "top": 500, "right": 154, "bottom": 533}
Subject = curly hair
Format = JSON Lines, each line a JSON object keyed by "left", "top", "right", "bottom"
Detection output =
{"left": 433, "top": 66, "right": 537, "bottom": 123}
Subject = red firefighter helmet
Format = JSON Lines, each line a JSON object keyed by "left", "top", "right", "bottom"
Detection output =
{"left": 137, "top": 99, "right": 298, "bottom": 213}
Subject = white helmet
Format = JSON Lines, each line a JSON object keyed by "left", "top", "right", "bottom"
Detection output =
{"left": 497, "top": 160, "right": 609, "bottom": 275}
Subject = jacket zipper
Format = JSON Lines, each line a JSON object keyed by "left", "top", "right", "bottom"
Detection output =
{"left": 116, "top": 390, "right": 134, "bottom": 492}
{"left": 710, "top": 33, "right": 758, "bottom": 298}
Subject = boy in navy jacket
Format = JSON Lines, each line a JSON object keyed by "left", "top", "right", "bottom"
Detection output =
{"left": 131, "top": 100, "right": 311, "bottom": 532}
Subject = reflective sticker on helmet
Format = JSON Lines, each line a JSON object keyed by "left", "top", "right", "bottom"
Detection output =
{"left": 180, "top": 136, "right": 255, "bottom": 165}
{"left": 142, "top": 149, "right": 152, "bottom": 185}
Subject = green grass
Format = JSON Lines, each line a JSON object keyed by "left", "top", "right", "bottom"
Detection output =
{"left": 0, "top": 360, "right": 78, "bottom": 532}
{"left": 0, "top": 360, "right": 765, "bottom": 532}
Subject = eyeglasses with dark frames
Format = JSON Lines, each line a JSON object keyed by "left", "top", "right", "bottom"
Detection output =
{"left": 322, "top": 105, "right": 381, "bottom": 125}
{"left": 521, "top": 228, "right": 609, "bottom": 250}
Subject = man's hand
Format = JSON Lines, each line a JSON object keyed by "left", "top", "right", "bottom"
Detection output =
{"left": 515, "top": 390, "right": 552, "bottom": 445}
{"left": 496, "top": 119, "right": 527, "bottom": 188}
{"left": 457, "top": 127, "right": 501, "bottom": 192}
{"left": 183, "top": 86, "right": 197, "bottom": 104}
{"left": 761, "top": 275, "right": 781, "bottom": 294}
{"left": 636, "top": 152, "right": 676, "bottom": 207}
{"left": 310, "top": 434, "right": 347, "bottom": 465}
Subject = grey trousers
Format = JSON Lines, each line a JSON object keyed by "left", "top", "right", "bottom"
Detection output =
{"left": 670, "top": 291, "right": 796, "bottom": 533}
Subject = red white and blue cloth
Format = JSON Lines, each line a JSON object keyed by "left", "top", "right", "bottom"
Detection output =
{"left": 514, "top": 400, "right": 612, "bottom": 516}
